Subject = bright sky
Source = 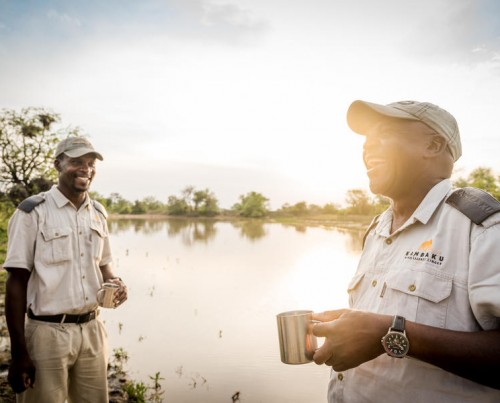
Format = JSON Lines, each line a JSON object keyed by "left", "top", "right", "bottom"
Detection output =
{"left": 1, "top": 0, "right": 499, "bottom": 209}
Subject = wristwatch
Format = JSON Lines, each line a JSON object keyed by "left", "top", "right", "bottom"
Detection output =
{"left": 381, "top": 315, "right": 410, "bottom": 358}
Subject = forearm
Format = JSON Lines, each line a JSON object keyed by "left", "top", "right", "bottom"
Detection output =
{"left": 407, "top": 321, "right": 500, "bottom": 389}
{"left": 100, "top": 263, "right": 118, "bottom": 282}
{"left": 5, "top": 269, "right": 29, "bottom": 358}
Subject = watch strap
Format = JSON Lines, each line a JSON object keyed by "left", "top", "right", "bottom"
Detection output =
{"left": 391, "top": 315, "right": 405, "bottom": 333}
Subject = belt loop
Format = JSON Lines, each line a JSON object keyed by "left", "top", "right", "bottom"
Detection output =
{"left": 60, "top": 314, "right": 67, "bottom": 324}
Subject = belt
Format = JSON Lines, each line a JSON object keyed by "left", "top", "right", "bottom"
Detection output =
{"left": 28, "top": 308, "right": 98, "bottom": 324}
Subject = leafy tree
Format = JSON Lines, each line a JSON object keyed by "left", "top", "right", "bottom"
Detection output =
{"left": 89, "top": 191, "right": 112, "bottom": 209}
{"left": 345, "top": 189, "right": 373, "bottom": 215}
{"left": 322, "top": 203, "right": 339, "bottom": 214}
{"left": 107, "top": 192, "right": 132, "bottom": 214}
{"left": 278, "top": 201, "right": 308, "bottom": 215}
{"left": 232, "top": 191, "right": 269, "bottom": 218}
{"left": 0, "top": 107, "right": 78, "bottom": 204}
{"left": 132, "top": 200, "right": 147, "bottom": 214}
{"left": 193, "top": 189, "right": 219, "bottom": 216}
{"left": 166, "top": 187, "right": 218, "bottom": 216}
{"left": 181, "top": 186, "right": 195, "bottom": 210}
{"left": 453, "top": 167, "right": 500, "bottom": 199}
{"left": 140, "top": 196, "right": 165, "bottom": 214}
{"left": 372, "top": 195, "right": 391, "bottom": 214}
{"left": 166, "top": 195, "right": 189, "bottom": 215}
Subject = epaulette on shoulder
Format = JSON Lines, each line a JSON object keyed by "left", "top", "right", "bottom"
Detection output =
{"left": 446, "top": 187, "right": 500, "bottom": 225}
{"left": 92, "top": 200, "right": 108, "bottom": 219}
{"left": 18, "top": 195, "right": 45, "bottom": 213}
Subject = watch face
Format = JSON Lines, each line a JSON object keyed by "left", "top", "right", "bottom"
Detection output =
{"left": 384, "top": 332, "right": 409, "bottom": 357}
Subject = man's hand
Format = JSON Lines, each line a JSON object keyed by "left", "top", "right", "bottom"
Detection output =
{"left": 8, "top": 354, "right": 36, "bottom": 394}
{"left": 107, "top": 277, "right": 128, "bottom": 308}
{"left": 312, "top": 309, "right": 390, "bottom": 371}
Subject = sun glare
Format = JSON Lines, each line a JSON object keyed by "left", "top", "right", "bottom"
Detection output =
{"left": 285, "top": 246, "right": 357, "bottom": 312}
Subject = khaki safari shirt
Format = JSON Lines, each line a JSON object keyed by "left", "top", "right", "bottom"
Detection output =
{"left": 328, "top": 179, "right": 500, "bottom": 402}
{"left": 4, "top": 186, "right": 112, "bottom": 316}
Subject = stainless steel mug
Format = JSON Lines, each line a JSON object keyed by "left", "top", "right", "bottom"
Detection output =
{"left": 276, "top": 310, "right": 317, "bottom": 364}
{"left": 97, "top": 282, "right": 120, "bottom": 308}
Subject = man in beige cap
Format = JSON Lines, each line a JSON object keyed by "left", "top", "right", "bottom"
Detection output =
{"left": 4, "top": 136, "right": 127, "bottom": 402}
{"left": 312, "top": 100, "right": 500, "bottom": 401}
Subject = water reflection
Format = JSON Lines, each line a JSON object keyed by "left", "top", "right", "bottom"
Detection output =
{"left": 108, "top": 218, "right": 167, "bottom": 235}
{"left": 230, "top": 219, "right": 268, "bottom": 241}
{"left": 337, "top": 227, "right": 365, "bottom": 253}
{"left": 108, "top": 217, "right": 366, "bottom": 253}
{"left": 167, "top": 219, "right": 218, "bottom": 245}
{"left": 103, "top": 217, "right": 365, "bottom": 402}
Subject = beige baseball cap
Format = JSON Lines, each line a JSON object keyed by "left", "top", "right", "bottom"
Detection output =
{"left": 55, "top": 136, "right": 103, "bottom": 160}
{"left": 346, "top": 100, "right": 462, "bottom": 161}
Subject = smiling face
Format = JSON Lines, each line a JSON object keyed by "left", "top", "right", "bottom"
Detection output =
{"left": 55, "top": 153, "right": 97, "bottom": 201}
{"left": 362, "top": 119, "right": 439, "bottom": 200}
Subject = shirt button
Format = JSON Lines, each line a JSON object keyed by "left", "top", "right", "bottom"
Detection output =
{"left": 338, "top": 373, "right": 344, "bottom": 381}
{"left": 371, "top": 280, "right": 377, "bottom": 287}
{"left": 408, "top": 284, "right": 416, "bottom": 292}
{"left": 385, "top": 238, "right": 392, "bottom": 245}
{"left": 55, "top": 232, "right": 59, "bottom": 236}
{"left": 81, "top": 253, "right": 84, "bottom": 257}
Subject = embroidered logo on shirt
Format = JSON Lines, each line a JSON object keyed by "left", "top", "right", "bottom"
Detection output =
{"left": 404, "top": 239, "right": 445, "bottom": 265}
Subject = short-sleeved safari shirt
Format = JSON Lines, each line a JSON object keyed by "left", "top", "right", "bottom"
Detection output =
{"left": 328, "top": 179, "right": 500, "bottom": 402}
{"left": 4, "top": 185, "right": 112, "bottom": 315}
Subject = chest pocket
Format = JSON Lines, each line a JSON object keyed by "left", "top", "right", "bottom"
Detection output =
{"left": 40, "top": 226, "right": 72, "bottom": 265}
{"left": 89, "top": 220, "right": 107, "bottom": 260}
{"left": 347, "top": 273, "right": 365, "bottom": 308}
{"left": 384, "top": 269, "right": 453, "bottom": 327}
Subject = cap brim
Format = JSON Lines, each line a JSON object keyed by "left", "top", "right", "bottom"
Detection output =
{"left": 347, "top": 100, "right": 419, "bottom": 135}
{"left": 64, "top": 148, "right": 104, "bottom": 161}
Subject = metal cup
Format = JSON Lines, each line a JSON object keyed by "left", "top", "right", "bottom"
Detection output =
{"left": 97, "top": 283, "right": 120, "bottom": 308}
{"left": 276, "top": 310, "right": 317, "bottom": 365}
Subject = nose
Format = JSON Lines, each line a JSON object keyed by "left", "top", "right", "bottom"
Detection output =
{"left": 363, "top": 135, "right": 378, "bottom": 154}
{"left": 79, "top": 162, "right": 95, "bottom": 174}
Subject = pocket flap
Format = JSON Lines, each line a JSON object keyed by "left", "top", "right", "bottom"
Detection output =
{"left": 41, "top": 226, "right": 71, "bottom": 241}
{"left": 386, "top": 270, "right": 452, "bottom": 303}
{"left": 347, "top": 273, "right": 365, "bottom": 293}
{"left": 90, "top": 220, "right": 107, "bottom": 237}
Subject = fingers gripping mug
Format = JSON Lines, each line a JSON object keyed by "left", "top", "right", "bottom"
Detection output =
{"left": 97, "top": 283, "right": 120, "bottom": 308}
{"left": 276, "top": 310, "right": 318, "bottom": 364}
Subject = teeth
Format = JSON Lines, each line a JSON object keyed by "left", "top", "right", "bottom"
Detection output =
{"left": 365, "top": 157, "right": 385, "bottom": 169}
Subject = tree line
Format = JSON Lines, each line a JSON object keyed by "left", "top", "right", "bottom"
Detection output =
{"left": 1, "top": 107, "right": 499, "bottom": 219}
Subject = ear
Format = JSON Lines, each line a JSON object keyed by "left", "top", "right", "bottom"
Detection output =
{"left": 425, "top": 135, "right": 448, "bottom": 157}
{"left": 54, "top": 158, "right": 62, "bottom": 172}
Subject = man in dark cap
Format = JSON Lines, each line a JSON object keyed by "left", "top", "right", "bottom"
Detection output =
{"left": 312, "top": 100, "right": 500, "bottom": 401}
{"left": 4, "top": 136, "right": 127, "bottom": 402}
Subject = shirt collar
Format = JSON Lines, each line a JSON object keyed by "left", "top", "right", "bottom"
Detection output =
{"left": 376, "top": 179, "right": 452, "bottom": 236}
{"left": 49, "top": 185, "right": 90, "bottom": 210}
{"left": 411, "top": 179, "right": 452, "bottom": 225}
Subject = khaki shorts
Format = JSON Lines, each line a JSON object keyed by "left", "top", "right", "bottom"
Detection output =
{"left": 17, "top": 318, "right": 109, "bottom": 403}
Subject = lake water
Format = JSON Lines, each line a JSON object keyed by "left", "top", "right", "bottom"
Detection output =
{"left": 100, "top": 218, "right": 363, "bottom": 403}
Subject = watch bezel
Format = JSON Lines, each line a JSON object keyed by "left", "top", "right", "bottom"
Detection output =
{"left": 381, "top": 315, "right": 410, "bottom": 358}
{"left": 382, "top": 330, "right": 410, "bottom": 358}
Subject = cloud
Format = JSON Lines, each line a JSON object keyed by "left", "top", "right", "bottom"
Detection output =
{"left": 395, "top": 0, "right": 500, "bottom": 65}
{"left": 166, "top": 0, "right": 270, "bottom": 45}
{"left": 46, "top": 9, "right": 82, "bottom": 28}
